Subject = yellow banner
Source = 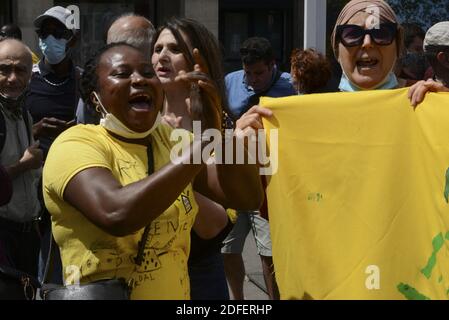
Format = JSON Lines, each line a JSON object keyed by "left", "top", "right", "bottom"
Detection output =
{"left": 261, "top": 88, "right": 449, "bottom": 300}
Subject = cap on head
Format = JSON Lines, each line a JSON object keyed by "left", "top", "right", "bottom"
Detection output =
{"left": 424, "top": 21, "right": 449, "bottom": 51}
{"left": 34, "top": 6, "right": 73, "bottom": 30}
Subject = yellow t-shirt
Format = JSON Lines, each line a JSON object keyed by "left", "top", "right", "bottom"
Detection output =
{"left": 43, "top": 124, "right": 198, "bottom": 300}
{"left": 31, "top": 51, "right": 39, "bottom": 65}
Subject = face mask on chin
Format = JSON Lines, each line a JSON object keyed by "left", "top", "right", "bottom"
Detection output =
{"left": 39, "top": 35, "right": 68, "bottom": 65}
{"left": 93, "top": 91, "right": 161, "bottom": 139}
{"left": 0, "top": 90, "right": 27, "bottom": 118}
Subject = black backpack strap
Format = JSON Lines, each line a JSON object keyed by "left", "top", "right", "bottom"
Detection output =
{"left": 0, "top": 110, "right": 5, "bottom": 153}
{"left": 21, "top": 107, "right": 32, "bottom": 145}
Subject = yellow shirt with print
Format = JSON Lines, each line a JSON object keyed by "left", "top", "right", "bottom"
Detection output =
{"left": 43, "top": 124, "right": 198, "bottom": 300}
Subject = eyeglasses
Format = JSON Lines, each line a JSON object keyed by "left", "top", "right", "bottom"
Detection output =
{"left": 336, "top": 23, "right": 398, "bottom": 47}
{"left": 36, "top": 28, "right": 73, "bottom": 40}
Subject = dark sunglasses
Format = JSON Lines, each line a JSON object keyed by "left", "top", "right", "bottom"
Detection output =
{"left": 336, "top": 23, "right": 398, "bottom": 47}
{"left": 36, "top": 28, "right": 73, "bottom": 40}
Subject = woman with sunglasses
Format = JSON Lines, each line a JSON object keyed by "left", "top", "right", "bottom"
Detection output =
{"left": 241, "top": 0, "right": 405, "bottom": 126}
{"left": 331, "top": 0, "right": 404, "bottom": 92}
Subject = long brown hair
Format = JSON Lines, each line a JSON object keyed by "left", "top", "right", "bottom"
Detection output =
{"left": 151, "top": 17, "right": 229, "bottom": 127}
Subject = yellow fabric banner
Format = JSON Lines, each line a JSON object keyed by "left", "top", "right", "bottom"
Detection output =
{"left": 261, "top": 88, "right": 449, "bottom": 300}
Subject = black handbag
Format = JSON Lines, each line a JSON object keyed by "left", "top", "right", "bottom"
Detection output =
{"left": 0, "top": 264, "right": 39, "bottom": 300}
{"left": 41, "top": 278, "right": 130, "bottom": 300}
{"left": 41, "top": 142, "right": 155, "bottom": 300}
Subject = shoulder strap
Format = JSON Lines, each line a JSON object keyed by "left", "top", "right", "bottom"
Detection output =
{"left": 0, "top": 110, "right": 5, "bottom": 154}
{"left": 21, "top": 107, "right": 32, "bottom": 145}
{"left": 134, "top": 141, "right": 154, "bottom": 266}
{"left": 42, "top": 229, "right": 56, "bottom": 285}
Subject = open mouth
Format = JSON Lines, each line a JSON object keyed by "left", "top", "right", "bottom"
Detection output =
{"left": 128, "top": 94, "right": 152, "bottom": 111}
{"left": 157, "top": 66, "right": 172, "bottom": 76}
{"left": 356, "top": 58, "right": 379, "bottom": 68}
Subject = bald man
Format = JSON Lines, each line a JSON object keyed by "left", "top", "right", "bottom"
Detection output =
{"left": 0, "top": 24, "right": 40, "bottom": 64}
{"left": 107, "top": 13, "right": 154, "bottom": 56}
{"left": 0, "top": 39, "right": 43, "bottom": 297}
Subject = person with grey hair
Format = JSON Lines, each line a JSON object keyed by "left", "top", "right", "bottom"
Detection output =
{"left": 0, "top": 39, "right": 43, "bottom": 299}
{"left": 409, "top": 21, "right": 449, "bottom": 107}
{"left": 106, "top": 13, "right": 154, "bottom": 56}
{"left": 75, "top": 13, "right": 155, "bottom": 124}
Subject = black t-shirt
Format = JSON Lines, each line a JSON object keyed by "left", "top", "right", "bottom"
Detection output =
{"left": 25, "top": 62, "right": 79, "bottom": 157}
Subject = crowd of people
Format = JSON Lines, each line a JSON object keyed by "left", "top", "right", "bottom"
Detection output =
{"left": 0, "top": 0, "right": 448, "bottom": 300}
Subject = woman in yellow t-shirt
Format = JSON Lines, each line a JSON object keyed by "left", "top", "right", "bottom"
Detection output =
{"left": 42, "top": 42, "right": 263, "bottom": 299}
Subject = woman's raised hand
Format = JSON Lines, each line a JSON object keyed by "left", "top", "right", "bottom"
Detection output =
{"left": 235, "top": 105, "right": 273, "bottom": 136}
{"left": 175, "top": 48, "right": 222, "bottom": 131}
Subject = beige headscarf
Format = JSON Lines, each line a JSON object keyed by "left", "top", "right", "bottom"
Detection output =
{"left": 331, "top": 0, "right": 403, "bottom": 58}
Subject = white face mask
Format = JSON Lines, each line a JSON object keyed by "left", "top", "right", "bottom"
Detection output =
{"left": 93, "top": 91, "right": 161, "bottom": 139}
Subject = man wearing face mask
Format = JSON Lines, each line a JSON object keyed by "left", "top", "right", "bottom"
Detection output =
{"left": 25, "top": 6, "right": 80, "bottom": 159}
{"left": 0, "top": 39, "right": 43, "bottom": 298}
{"left": 24, "top": 6, "right": 80, "bottom": 285}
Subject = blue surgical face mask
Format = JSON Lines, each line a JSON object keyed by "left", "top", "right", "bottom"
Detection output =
{"left": 339, "top": 71, "right": 399, "bottom": 92}
{"left": 39, "top": 35, "right": 68, "bottom": 65}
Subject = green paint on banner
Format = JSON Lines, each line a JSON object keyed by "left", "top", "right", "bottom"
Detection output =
{"left": 439, "top": 275, "right": 443, "bottom": 283}
{"left": 446, "top": 232, "right": 449, "bottom": 240}
{"left": 421, "top": 233, "right": 444, "bottom": 279}
{"left": 397, "top": 283, "right": 430, "bottom": 300}
{"left": 447, "top": 289, "right": 449, "bottom": 295}
{"left": 444, "top": 168, "right": 449, "bottom": 203}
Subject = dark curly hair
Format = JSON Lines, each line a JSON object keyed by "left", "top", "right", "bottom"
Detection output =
{"left": 80, "top": 42, "right": 141, "bottom": 116}
{"left": 290, "top": 48, "right": 331, "bottom": 94}
{"left": 239, "top": 37, "right": 275, "bottom": 66}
